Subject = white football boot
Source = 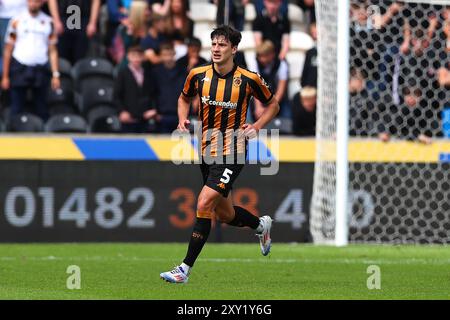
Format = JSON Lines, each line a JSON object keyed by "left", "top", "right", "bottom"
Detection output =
{"left": 256, "top": 215, "right": 273, "bottom": 256}
{"left": 160, "top": 265, "right": 189, "bottom": 284}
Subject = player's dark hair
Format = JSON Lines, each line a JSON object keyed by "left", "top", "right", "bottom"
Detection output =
{"left": 210, "top": 25, "right": 242, "bottom": 47}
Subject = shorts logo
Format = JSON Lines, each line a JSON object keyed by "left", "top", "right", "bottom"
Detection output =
{"left": 233, "top": 77, "right": 242, "bottom": 87}
{"left": 217, "top": 182, "right": 226, "bottom": 190}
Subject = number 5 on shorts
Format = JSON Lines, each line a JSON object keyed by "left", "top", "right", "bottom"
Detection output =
{"left": 220, "top": 168, "right": 233, "bottom": 184}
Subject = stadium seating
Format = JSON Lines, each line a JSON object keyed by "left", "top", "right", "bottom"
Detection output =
{"left": 265, "top": 117, "right": 293, "bottom": 135}
{"left": 47, "top": 86, "right": 76, "bottom": 116}
{"left": 0, "top": 118, "right": 4, "bottom": 132}
{"left": 191, "top": 2, "right": 217, "bottom": 41}
{"left": 45, "top": 114, "right": 88, "bottom": 133}
{"left": 239, "top": 30, "right": 256, "bottom": 51}
{"left": 7, "top": 113, "right": 44, "bottom": 132}
{"left": 58, "top": 57, "right": 74, "bottom": 90}
{"left": 79, "top": 85, "right": 115, "bottom": 115}
{"left": 288, "top": 3, "right": 305, "bottom": 31}
{"left": 87, "top": 105, "right": 121, "bottom": 133}
{"left": 244, "top": 3, "right": 257, "bottom": 31}
{"left": 72, "top": 57, "right": 115, "bottom": 94}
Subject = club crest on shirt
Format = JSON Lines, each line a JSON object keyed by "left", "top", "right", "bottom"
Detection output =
{"left": 233, "top": 76, "right": 242, "bottom": 87}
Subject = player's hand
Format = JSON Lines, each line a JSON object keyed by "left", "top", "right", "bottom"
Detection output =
{"left": 177, "top": 119, "right": 191, "bottom": 132}
{"left": 242, "top": 123, "right": 258, "bottom": 140}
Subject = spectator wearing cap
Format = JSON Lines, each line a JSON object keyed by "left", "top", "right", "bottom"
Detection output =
{"left": 1, "top": 0, "right": 60, "bottom": 121}
{"left": 247, "top": 40, "right": 289, "bottom": 120}
{"left": 48, "top": 0, "right": 101, "bottom": 65}
{"left": 252, "top": 0, "right": 290, "bottom": 60}
{"left": 115, "top": 46, "right": 157, "bottom": 133}
{"left": 291, "top": 86, "right": 316, "bottom": 136}
{"left": 176, "top": 37, "right": 207, "bottom": 73}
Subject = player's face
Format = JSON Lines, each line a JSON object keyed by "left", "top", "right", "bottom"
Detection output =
{"left": 211, "top": 36, "right": 236, "bottom": 65}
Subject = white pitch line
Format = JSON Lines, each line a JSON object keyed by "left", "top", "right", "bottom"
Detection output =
{"left": 0, "top": 256, "right": 449, "bottom": 265}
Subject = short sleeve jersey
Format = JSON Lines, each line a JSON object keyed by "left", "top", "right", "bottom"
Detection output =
{"left": 182, "top": 62, "right": 273, "bottom": 156}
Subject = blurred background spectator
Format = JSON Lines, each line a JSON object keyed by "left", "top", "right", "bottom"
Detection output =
{"left": 300, "top": 20, "right": 316, "bottom": 88}
{"left": 213, "top": 0, "right": 248, "bottom": 31}
{"left": 152, "top": 41, "right": 184, "bottom": 133}
{"left": 0, "top": 0, "right": 27, "bottom": 74}
{"left": 291, "top": 86, "right": 316, "bottom": 136}
{"left": 140, "top": 13, "right": 168, "bottom": 65}
{"left": 176, "top": 37, "right": 207, "bottom": 73}
{"left": 48, "top": 0, "right": 101, "bottom": 65}
{"left": 115, "top": 45, "right": 156, "bottom": 133}
{"left": 247, "top": 40, "right": 289, "bottom": 120}
{"left": 253, "top": 0, "right": 290, "bottom": 60}
{"left": 1, "top": 0, "right": 60, "bottom": 122}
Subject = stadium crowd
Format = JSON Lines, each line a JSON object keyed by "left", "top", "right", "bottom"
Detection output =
{"left": 0, "top": 0, "right": 448, "bottom": 140}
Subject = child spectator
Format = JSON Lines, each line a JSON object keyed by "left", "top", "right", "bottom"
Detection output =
{"left": 115, "top": 46, "right": 157, "bottom": 133}
{"left": 291, "top": 86, "right": 316, "bottom": 136}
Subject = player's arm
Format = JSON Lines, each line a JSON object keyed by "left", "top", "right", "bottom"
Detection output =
{"left": 177, "top": 93, "right": 192, "bottom": 132}
{"left": 178, "top": 69, "right": 198, "bottom": 131}
{"left": 252, "top": 96, "right": 280, "bottom": 131}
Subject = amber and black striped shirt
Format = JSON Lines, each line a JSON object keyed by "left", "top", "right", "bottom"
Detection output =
{"left": 182, "top": 62, "right": 273, "bottom": 156}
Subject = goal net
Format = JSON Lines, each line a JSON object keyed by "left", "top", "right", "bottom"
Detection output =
{"left": 311, "top": 0, "right": 449, "bottom": 244}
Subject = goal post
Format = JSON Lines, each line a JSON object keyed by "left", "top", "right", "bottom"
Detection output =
{"left": 311, "top": 0, "right": 450, "bottom": 245}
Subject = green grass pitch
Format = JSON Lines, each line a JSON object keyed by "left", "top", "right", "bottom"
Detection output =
{"left": 0, "top": 243, "right": 449, "bottom": 299}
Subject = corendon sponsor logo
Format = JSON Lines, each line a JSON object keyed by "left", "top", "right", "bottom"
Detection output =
{"left": 201, "top": 96, "right": 237, "bottom": 109}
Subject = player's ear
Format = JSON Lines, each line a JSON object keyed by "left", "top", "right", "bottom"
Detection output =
{"left": 231, "top": 45, "right": 238, "bottom": 55}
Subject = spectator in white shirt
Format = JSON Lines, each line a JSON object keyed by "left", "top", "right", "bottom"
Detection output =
{"left": 1, "top": 0, "right": 60, "bottom": 121}
{"left": 0, "top": 0, "right": 27, "bottom": 72}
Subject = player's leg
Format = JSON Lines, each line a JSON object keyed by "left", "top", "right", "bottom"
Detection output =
{"left": 181, "top": 185, "right": 222, "bottom": 269}
{"left": 160, "top": 185, "right": 221, "bottom": 283}
{"left": 215, "top": 192, "right": 259, "bottom": 228}
{"left": 215, "top": 193, "right": 273, "bottom": 256}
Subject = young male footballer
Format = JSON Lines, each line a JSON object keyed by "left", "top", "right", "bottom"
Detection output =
{"left": 160, "top": 25, "right": 280, "bottom": 283}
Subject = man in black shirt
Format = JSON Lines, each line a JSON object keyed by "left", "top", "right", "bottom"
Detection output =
{"left": 292, "top": 86, "right": 316, "bottom": 136}
{"left": 252, "top": 0, "right": 290, "bottom": 60}
{"left": 48, "top": 0, "right": 101, "bottom": 65}
{"left": 300, "top": 21, "right": 317, "bottom": 88}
